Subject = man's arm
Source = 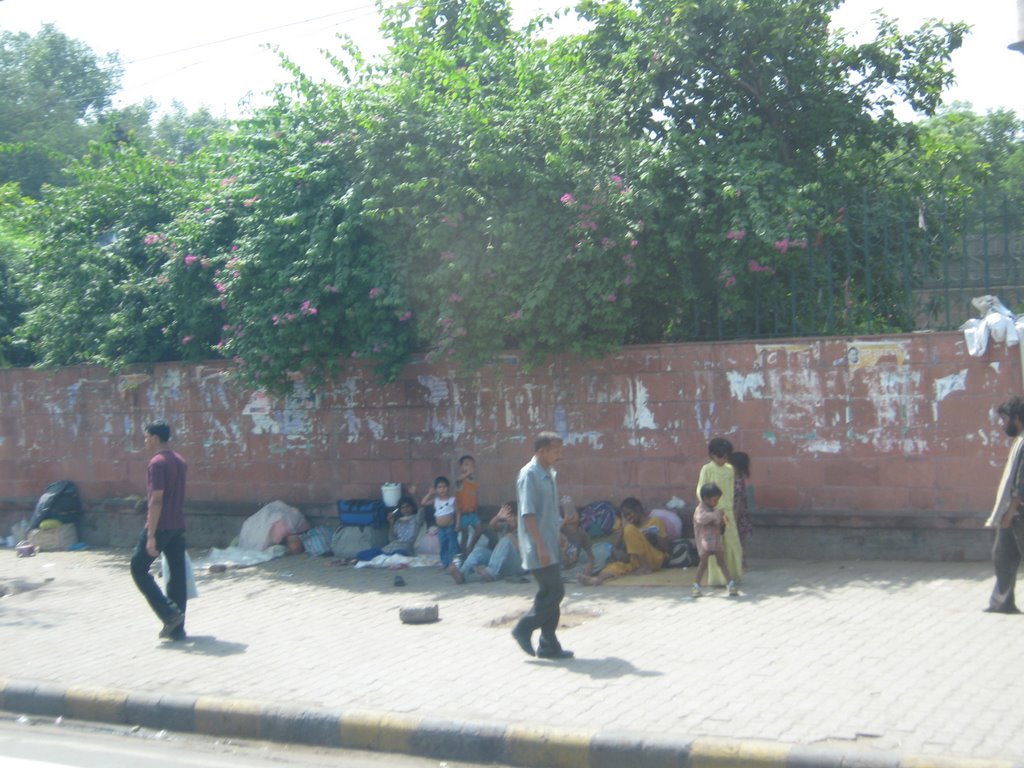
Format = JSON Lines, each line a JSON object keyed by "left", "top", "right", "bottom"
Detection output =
{"left": 523, "top": 513, "right": 551, "bottom": 568}
{"left": 146, "top": 489, "right": 164, "bottom": 557}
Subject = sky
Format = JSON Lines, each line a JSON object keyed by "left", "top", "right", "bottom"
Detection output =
{"left": 1, "top": 0, "right": 1022, "bottom": 119}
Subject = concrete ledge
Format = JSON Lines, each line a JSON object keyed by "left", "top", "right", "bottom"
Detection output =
{"left": 65, "top": 685, "right": 127, "bottom": 724}
{"left": 260, "top": 704, "right": 344, "bottom": 747}
{"left": 0, "top": 677, "right": 1020, "bottom": 768}
{"left": 195, "top": 696, "right": 265, "bottom": 740}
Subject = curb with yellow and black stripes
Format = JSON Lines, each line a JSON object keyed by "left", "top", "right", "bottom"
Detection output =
{"left": 1, "top": 677, "right": 1018, "bottom": 768}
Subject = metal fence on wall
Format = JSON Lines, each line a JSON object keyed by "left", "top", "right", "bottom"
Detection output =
{"left": 694, "top": 189, "right": 1024, "bottom": 342}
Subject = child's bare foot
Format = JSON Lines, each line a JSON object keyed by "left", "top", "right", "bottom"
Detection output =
{"left": 474, "top": 565, "right": 494, "bottom": 582}
{"left": 578, "top": 575, "right": 600, "bottom": 586}
{"left": 447, "top": 562, "right": 465, "bottom": 584}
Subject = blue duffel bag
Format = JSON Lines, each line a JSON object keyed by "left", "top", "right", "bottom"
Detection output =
{"left": 337, "top": 498, "right": 389, "bottom": 529}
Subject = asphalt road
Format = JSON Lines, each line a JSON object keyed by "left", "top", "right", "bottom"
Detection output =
{"left": 0, "top": 715, "right": 497, "bottom": 768}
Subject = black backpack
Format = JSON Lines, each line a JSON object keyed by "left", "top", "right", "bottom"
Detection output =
{"left": 28, "top": 480, "right": 82, "bottom": 529}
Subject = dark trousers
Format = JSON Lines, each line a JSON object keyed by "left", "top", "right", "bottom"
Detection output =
{"left": 514, "top": 563, "right": 564, "bottom": 650}
{"left": 990, "top": 513, "right": 1024, "bottom": 612}
{"left": 130, "top": 528, "right": 187, "bottom": 627}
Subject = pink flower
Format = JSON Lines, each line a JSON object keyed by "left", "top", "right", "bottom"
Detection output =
{"left": 774, "top": 238, "right": 790, "bottom": 254}
{"left": 231, "top": 245, "right": 240, "bottom": 252}
{"left": 606, "top": 293, "right": 617, "bottom": 302}
{"left": 143, "top": 233, "right": 164, "bottom": 246}
{"left": 611, "top": 175, "right": 623, "bottom": 187}
{"left": 184, "top": 254, "right": 198, "bottom": 265}
{"left": 242, "top": 197, "right": 260, "bottom": 207}
{"left": 623, "top": 275, "right": 633, "bottom": 286}
{"left": 220, "top": 176, "right": 237, "bottom": 187}
{"left": 272, "top": 315, "right": 280, "bottom": 325}
{"left": 560, "top": 193, "right": 577, "bottom": 205}
{"left": 399, "top": 311, "right": 413, "bottom": 322}
{"left": 369, "top": 287, "right": 383, "bottom": 300}
{"left": 749, "top": 259, "right": 774, "bottom": 274}
{"left": 726, "top": 229, "right": 747, "bottom": 241}
{"left": 507, "top": 309, "right": 523, "bottom": 321}
{"left": 725, "top": 276, "right": 737, "bottom": 288}
{"left": 215, "top": 282, "right": 227, "bottom": 293}
{"left": 182, "top": 336, "right": 192, "bottom": 344}
{"left": 448, "top": 293, "right": 463, "bottom": 303}
{"left": 326, "top": 285, "right": 339, "bottom": 294}
{"left": 791, "top": 238, "right": 808, "bottom": 249}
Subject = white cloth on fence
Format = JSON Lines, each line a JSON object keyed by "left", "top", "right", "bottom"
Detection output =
{"left": 960, "top": 295, "right": 1019, "bottom": 356}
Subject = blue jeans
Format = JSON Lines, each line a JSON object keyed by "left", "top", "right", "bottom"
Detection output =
{"left": 130, "top": 528, "right": 187, "bottom": 630}
{"left": 437, "top": 525, "right": 460, "bottom": 567}
{"left": 460, "top": 536, "right": 524, "bottom": 581}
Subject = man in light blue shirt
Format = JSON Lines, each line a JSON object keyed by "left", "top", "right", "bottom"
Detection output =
{"left": 511, "top": 431, "right": 572, "bottom": 659}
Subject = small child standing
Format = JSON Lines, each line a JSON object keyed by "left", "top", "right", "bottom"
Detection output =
{"left": 692, "top": 482, "right": 738, "bottom": 597}
{"left": 455, "top": 455, "right": 481, "bottom": 557}
{"left": 696, "top": 436, "right": 743, "bottom": 586}
{"left": 731, "top": 451, "right": 754, "bottom": 567}
{"left": 422, "top": 476, "right": 459, "bottom": 567}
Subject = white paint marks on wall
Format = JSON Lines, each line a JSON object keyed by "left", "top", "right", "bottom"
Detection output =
{"left": 242, "top": 388, "right": 315, "bottom": 438}
{"left": 726, "top": 371, "right": 765, "bottom": 402}
{"left": 418, "top": 375, "right": 466, "bottom": 440}
{"left": 624, "top": 377, "right": 657, "bottom": 431}
{"left": 344, "top": 409, "right": 361, "bottom": 442}
{"left": 694, "top": 401, "right": 716, "bottom": 440}
{"left": 933, "top": 369, "right": 968, "bottom": 422}
{"left": 418, "top": 375, "right": 450, "bottom": 406}
{"left": 243, "top": 391, "right": 277, "bottom": 434}
{"left": 565, "top": 431, "right": 604, "bottom": 450}
{"left": 803, "top": 439, "right": 842, "bottom": 454}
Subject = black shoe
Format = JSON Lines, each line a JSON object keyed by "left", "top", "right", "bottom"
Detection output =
{"left": 511, "top": 626, "right": 535, "bottom": 657}
{"left": 537, "top": 648, "right": 574, "bottom": 660}
{"left": 159, "top": 612, "right": 185, "bottom": 639}
{"left": 985, "top": 605, "right": 1021, "bottom": 614}
{"left": 168, "top": 629, "right": 188, "bottom": 642}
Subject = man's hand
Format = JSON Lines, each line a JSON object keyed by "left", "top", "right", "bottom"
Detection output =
{"left": 146, "top": 534, "right": 159, "bottom": 558}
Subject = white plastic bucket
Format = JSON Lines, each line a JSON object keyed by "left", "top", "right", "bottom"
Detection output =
{"left": 381, "top": 483, "right": 402, "bottom": 507}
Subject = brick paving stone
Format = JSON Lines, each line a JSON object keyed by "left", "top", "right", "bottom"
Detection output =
{"left": 0, "top": 550, "right": 1019, "bottom": 763}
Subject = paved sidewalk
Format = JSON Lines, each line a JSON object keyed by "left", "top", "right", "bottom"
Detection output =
{"left": 0, "top": 548, "right": 1021, "bottom": 767}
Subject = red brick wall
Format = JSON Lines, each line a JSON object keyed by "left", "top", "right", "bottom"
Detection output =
{"left": 0, "top": 331, "right": 1017, "bottom": 520}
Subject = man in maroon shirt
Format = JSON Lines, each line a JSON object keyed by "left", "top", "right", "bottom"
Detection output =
{"left": 130, "top": 420, "right": 189, "bottom": 640}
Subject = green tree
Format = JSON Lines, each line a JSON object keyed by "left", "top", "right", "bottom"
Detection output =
{"left": 576, "top": 0, "right": 967, "bottom": 338}
{"left": 16, "top": 143, "right": 203, "bottom": 368}
{"left": 0, "top": 25, "right": 122, "bottom": 198}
